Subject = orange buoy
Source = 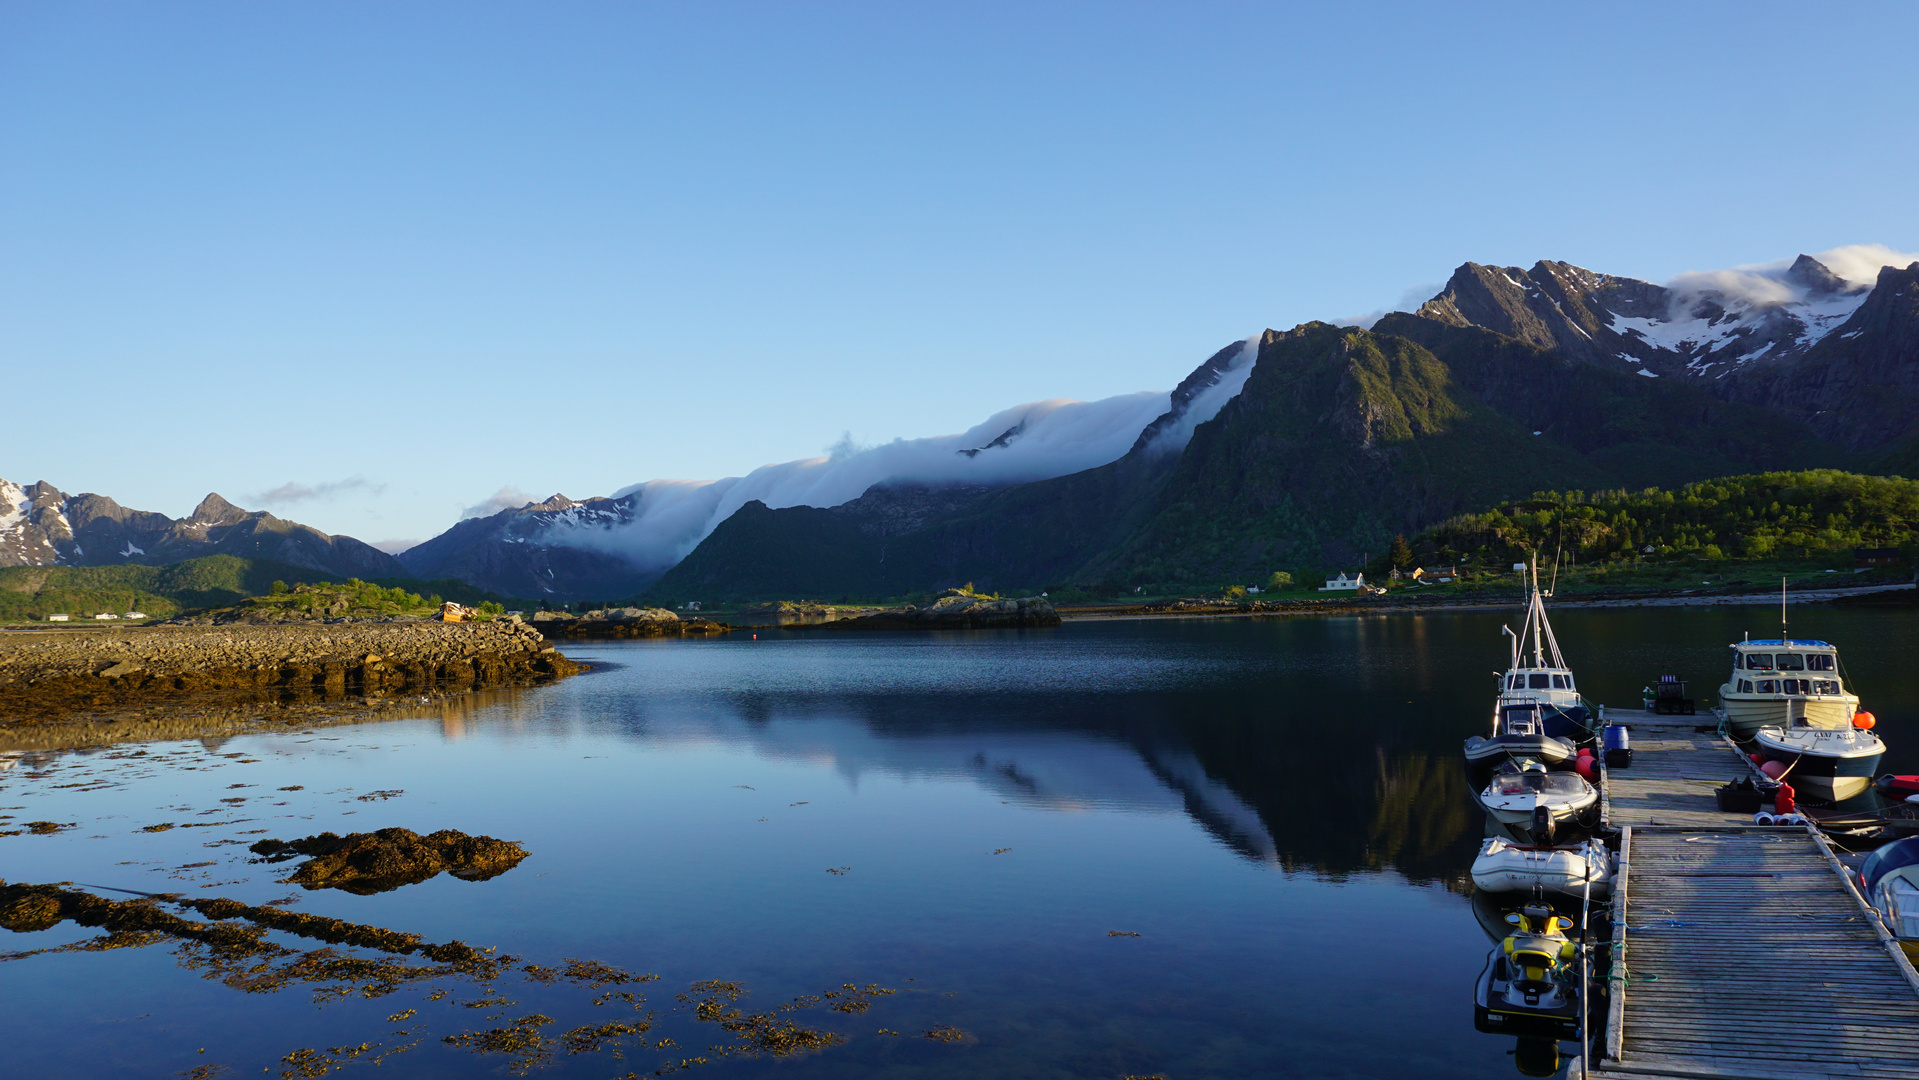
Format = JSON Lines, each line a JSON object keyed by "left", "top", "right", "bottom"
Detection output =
{"left": 1855, "top": 710, "right": 1877, "bottom": 730}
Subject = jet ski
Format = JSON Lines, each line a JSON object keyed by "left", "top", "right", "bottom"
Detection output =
{"left": 1471, "top": 836, "right": 1614, "bottom": 898}
{"left": 1474, "top": 901, "right": 1584, "bottom": 1036}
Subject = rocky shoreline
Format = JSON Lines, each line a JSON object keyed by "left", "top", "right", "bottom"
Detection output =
{"left": 819, "top": 592, "right": 1061, "bottom": 630}
{"left": 0, "top": 619, "right": 582, "bottom": 751}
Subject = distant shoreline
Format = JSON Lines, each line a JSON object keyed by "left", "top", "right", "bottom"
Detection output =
{"left": 1056, "top": 582, "right": 1916, "bottom": 623}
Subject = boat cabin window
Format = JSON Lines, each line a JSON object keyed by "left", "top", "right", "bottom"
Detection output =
{"left": 1814, "top": 679, "right": 1840, "bottom": 695}
{"left": 1775, "top": 653, "right": 1806, "bottom": 671}
{"left": 1509, "top": 674, "right": 1524, "bottom": 689}
{"left": 1757, "top": 679, "right": 1778, "bottom": 693}
{"left": 1529, "top": 674, "right": 1551, "bottom": 689}
{"left": 1551, "top": 674, "right": 1569, "bottom": 689}
{"left": 1745, "top": 653, "right": 1773, "bottom": 669}
{"left": 1738, "top": 680, "right": 1753, "bottom": 693}
{"left": 1808, "top": 654, "right": 1836, "bottom": 671}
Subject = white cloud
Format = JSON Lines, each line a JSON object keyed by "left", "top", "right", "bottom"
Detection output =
{"left": 248, "top": 476, "right": 384, "bottom": 505}
{"left": 461, "top": 486, "right": 536, "bottom": 519}
{"left": 1668, "top": 244, "right": 1919, "bottom": 308}
{"left": 1334, "top": 282, "right": 1445, "bottom": 329}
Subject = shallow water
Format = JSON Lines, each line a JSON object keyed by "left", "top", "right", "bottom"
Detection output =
{"left": 2, "top": 605, "right": 1913, "bottom": 1079}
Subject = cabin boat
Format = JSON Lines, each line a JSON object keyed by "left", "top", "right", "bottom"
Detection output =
{"left": 1861, "top": 837, "right": 1919, "bottom": 961}
{"left": 1494, "top": 564, "right": 1595, "bottom": 743}
{"left": 1718, "top": 638, "right": 1859, "bottom": 740}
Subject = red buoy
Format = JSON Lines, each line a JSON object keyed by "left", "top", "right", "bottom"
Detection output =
{"left": 1855, "top": 710, "right": 1877, "bottom": 730}
{"left": 1759, "top": 759, "right": 1788, "bottom": 779}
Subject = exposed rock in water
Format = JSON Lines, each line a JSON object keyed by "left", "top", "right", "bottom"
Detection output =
{"left": 531, "top": 607, "right": 730, "bottom": 638}
{"left": 249, "top": 827, "right": 529, "bottom": 894}
{"left": 824, "top": 590, "right": 1060, "bottom": 630}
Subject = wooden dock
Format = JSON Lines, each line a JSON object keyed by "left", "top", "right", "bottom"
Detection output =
{"left": 1580, "top": 713, "right": 1919, "bottom": 1080}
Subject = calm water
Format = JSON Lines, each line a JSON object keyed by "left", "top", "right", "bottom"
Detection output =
{"left": 3, "top": 605, "right": 1915, "bottom": 1079}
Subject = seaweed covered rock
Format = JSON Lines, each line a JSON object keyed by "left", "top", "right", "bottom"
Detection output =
{"left": 825, "top": 590, "right": 1061, "bottom": 630}
{"left": 249, "top": 827, "right": 528, "bottom": 894}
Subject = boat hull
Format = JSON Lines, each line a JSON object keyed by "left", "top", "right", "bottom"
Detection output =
{"left": 1719, "top": 691, "right": 1856, "bottom": 740}
{"left": 1471, "top": 838, "right": 1612, "bottom": 898}
{"left": 1464, "top": 734, "right": 1575, "bottom": 778}
{"left": 1752, "top": 727, "right": 1883, "bottom": 802}
{"left": 1476, "top": 787, "right": 1600, "bottom": 828}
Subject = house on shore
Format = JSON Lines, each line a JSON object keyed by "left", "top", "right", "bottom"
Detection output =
{"left": 1321, "top": 572, "right": 1364, "bottom": 591}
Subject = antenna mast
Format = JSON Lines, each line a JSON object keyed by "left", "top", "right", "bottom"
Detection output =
{"left": 1781, "top": 576, "right": 1788, "bottom": 643}
{"left": 1531, "top": 559, "right": 1545, "bottom": 668}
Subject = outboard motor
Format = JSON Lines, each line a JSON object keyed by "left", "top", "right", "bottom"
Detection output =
{"left": 1512, "top": 1036, "right": 1562, "bottom": 1077}
{"left": 1528, "top": 805, "right": 1556, "bottom": 847}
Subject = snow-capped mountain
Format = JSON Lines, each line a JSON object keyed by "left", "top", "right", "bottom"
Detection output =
{"left": 396, "top": 493, "right": 652, "bottom": 599}
{"left": 1417, "top": 254, "right": 1874, "bottom": 379}
{"left": 0, "top": 480, "right": 403, "bottom": 579}
{"left": 1414, "top": 249, "right": 1919, "bottom": 450}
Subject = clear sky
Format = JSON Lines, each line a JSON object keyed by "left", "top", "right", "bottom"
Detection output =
{"left": 4, "top": 2, "right": 1916, "bottom": 548}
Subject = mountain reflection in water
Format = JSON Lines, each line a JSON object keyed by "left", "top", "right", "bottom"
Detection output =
{"left": 558, "top": 615, "right": 1494, "bottom": 885}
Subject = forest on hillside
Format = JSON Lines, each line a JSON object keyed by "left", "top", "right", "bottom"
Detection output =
{"left": 1411, "top": 470, "right": 1918, "bottom": 569}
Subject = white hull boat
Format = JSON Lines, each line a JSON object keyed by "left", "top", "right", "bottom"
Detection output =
{"left": 1477, "top": 764, "right": 1599, "bottom": 829}
{"left": 1752, "top": 725, "right": 1884, "bottom": 802}
{"left": 1471, "top": 837, "right": 1613, "bottom": 898}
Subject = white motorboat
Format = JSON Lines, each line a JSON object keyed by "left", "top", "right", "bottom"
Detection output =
{"left": 1752, "top": 724, "right": 1884, "bottom": 802}
{"left": 1476, "top": 761, "right": 1599, "bottom": 830}
{"left": 1471, "top": 836, "right": 1613, "bottom": 898}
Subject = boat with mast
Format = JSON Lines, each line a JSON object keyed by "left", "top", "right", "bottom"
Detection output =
{"left": 1473, "top": 560, "right": 1596, "bottom": 754}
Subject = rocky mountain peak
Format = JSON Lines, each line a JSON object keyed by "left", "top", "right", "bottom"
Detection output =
{"left": 190, "top": 493, "right": 248, "bottom": 525}
{"left": 1785, "top": 254, "right": 1857, "bottom": 296}
{"left": 528, "top": 494, "right": 577, "bottom": 513}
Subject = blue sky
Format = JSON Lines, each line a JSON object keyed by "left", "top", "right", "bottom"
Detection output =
{"left": 4, "top": 2, "right": 1916, "bottom": 548}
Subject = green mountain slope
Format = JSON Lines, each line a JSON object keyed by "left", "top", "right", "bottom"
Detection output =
{"left": 0, "top": 555, "right": 530, "bottom": 622}
{"left": 649, "top": 319, "right": 1871, "bottom": 602}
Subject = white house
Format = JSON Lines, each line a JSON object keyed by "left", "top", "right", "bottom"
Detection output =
{"left": 94, "top": 612, "right": 119, "bottom": 620}
{"left": 124, "top": 612, "right": 147, "bottom": 620}
{"left": 1321, "top": 572, "right": 1364, "bottom": 591}
{"left": 46, "top": 613, "right": 70, "bottom": 622}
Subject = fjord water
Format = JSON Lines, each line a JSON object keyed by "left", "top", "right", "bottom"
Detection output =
{"left": 4, "top": 606, "right": 1916, "bottom": 1079}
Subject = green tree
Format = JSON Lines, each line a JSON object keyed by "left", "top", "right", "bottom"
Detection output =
{"left": 269, "top": 580, "right": 288, "bottom": 595}
{"left": 1389, "top": 534, "right": 1414, "bottom": 569}
{"left": 1266, "top": 570, "right": 1294, "bottom": 590}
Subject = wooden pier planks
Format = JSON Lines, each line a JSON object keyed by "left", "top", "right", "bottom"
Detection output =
{"left": 1586, "top": 710, "right": 1919, "bottom": 1080}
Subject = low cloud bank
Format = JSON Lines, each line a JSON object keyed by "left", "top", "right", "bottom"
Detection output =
{"left": 1668, "top": 243, "right": 1919, "bottom": 310}
{"left": 549, "top": 338, "right": 1261, "bottom": 575}
{"left": 462, "top": 486, "right": 537, "bottom": 520}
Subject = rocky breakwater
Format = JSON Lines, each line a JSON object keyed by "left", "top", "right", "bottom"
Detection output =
{"left": 823, "top": 590, "right": 1061, "bottom": 630}
{"left": 0, "top": 619, "right": 581, "bottom": 748}
{"left": 530, "top": 607, "right": 731, "bottom": 638}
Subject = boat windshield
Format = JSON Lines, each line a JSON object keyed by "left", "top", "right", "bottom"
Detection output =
{"left": 1489, "top": 772, "right": 1588, "bottom": 796}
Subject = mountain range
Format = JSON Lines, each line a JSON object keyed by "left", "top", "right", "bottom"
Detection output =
{"left": 13, "top": 251, "right": 1917, "bottom": 602}
{"left": 0, "top": 480, "right": 402, "bottom": 581}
